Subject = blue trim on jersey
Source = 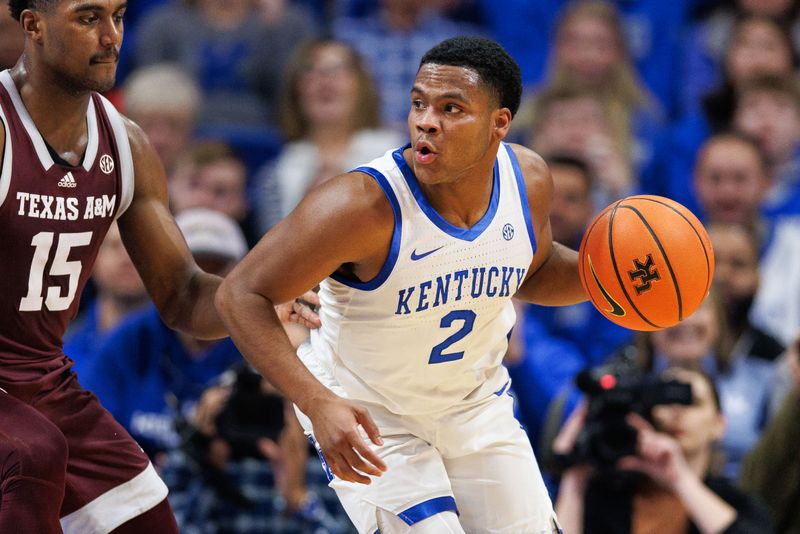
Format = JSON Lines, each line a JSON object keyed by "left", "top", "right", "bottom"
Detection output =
{"left": 505, "top": 143, "right": 537, "bottom": 256}
{"left": 330, "top": 166, "right": 402, "bottom": 291}
{"left": 392, "top": 145, "right": 500, "bottom": 242}
{"left": 493, "top": 379, "right": 511, "bottom": 396}
{"left": 398, "top": 496, "right": 459, "bottom": 525}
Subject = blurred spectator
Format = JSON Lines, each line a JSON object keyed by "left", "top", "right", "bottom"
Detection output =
{"left": 170, "top": 141, "right": 249, "bottom": 225}
{"left": 508, "top": 154, "right": 632, "bottom": 450}
{"left": 681, "top": 0, "right": 799, "bottom": 117}
{"left": 122, "top": 64, "right": 201, "bottom": 175}
{"left": 162, "top": 366, "right": 354, "bottom": 533}
{"left": 643, "top": 295, "right": 779, "bottom": 478}
{"left": 732, "top": 74, "right": 800, "bottom": 219}
{"left": 64, "top": 223, "right": 148, "bottom": 380}
{"left": 740, "top": 336, "right": 800, "bottom": 534}
{"left": 750, "top": 216, "right": 800, "bottom": 346}
{"left": 525, "top": 87, "right": 635, "bottom": 207}
{"left": 708, "top": 222, "right": 784, "bottom": 369}
{"left": 254, "top": 39, "right": 402, "bottom": 233}
{"left": 134, "top": 0, "right": 316, "bottom": 127}
{"left": 521, "top": 0, "right": 663, "bottom": 201}
{"left": 692, "top": 132, "right": 772, "bottom": 228}
{"left": 0, "top": 11, "right": 24, "bottom": 70}
{"left": 661, "top": 14, "right": 796, "bottom": 212}
{"left": 81, "top": 209, "right": 248, "bottom": 463}
{"left": 333, "top": 0, "right": 478, "bottom": 130}
{"left": 553, "top": 368, "right": 774, "bottom": 534}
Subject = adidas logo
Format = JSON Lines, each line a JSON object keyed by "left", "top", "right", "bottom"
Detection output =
{"left": 58, "top": 172, "right": 77, "bottom": 188}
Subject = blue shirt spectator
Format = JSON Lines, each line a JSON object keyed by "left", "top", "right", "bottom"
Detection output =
{"left": 82, "top": 304, "right": 243, "bottom": 459}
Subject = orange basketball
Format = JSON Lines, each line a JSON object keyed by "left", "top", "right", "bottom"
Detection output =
{"left": 578, "top": 195, "right": 715, "bottom": 331}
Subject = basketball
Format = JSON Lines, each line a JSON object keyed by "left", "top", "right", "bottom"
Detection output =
{"left": 578, "top": 195, "right": 715, "bottom": 331}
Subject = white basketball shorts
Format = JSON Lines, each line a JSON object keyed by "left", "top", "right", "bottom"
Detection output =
{"left": 294, "top": 364, "right": 561, "bottom": 534}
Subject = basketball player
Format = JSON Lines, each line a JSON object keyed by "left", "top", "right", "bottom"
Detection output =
{"left": 0, "top": 1, "right": 310, "bottom": 532}
{"left": 218, "top": 37, "right": 587, "bottom": 533}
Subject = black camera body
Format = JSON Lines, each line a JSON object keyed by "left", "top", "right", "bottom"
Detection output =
{"left": 215, "top": 365, "right": 286, "bottom": 459}
{"left": 571, "top": 354, "right": 692, "bottom": 470}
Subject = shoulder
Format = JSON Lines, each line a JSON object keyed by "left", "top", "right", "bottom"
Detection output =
{"left": 119, "top": 115, "right": 154, "bottom": 159}
{"left": 506, "top": 143, "right": 553, "bottom": 203}
{"left": 304, "top": 170, "right": 394, "bottom": 224}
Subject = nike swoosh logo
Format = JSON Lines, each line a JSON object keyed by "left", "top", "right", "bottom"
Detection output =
{"left": 588, "top": 254, "right": 625, "bottom": 317}
{"left": 410, "top": 246, "right": 444, "bottom": 261}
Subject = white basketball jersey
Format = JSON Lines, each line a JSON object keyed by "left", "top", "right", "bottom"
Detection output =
{"left": 303, "top": 142, "right": 537, "bottom": 415}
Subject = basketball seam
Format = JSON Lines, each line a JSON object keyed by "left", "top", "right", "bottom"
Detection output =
{"left": 579, "top": 203, "right": 613, "bottom": 301}
{"left": 608, "top": 202, "right": 661, "bottom": 328}
{"left": 625, "top": 196, "right": 712, "bottom": 298}
{"left": 620, "top": 205, "right": 683, "bottom": 321}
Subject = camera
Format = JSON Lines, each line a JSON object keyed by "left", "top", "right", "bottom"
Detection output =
{"left": 214, "top": 364, "right": 286, "bottom": 459}
{"left": 570, "top": 352, "right": 692, "bottom": 470}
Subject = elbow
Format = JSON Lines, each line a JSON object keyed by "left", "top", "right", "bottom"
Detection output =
{"left": 215, "top": 275, "right": 236, "bottom": 323}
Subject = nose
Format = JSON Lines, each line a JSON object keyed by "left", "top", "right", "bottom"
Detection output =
{"left": 414, "top": 107, "right": 439, "bottom": 135}
{"left": 99, "top": 17, "right": 123, "bottom": 49}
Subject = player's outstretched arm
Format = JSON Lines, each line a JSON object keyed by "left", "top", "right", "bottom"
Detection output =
{"left": 216, "top": 172, "right": 393, "bottom": 484}
{"left": 510, "top": 144, "right": 588, "bottom": 306}
{"left": 117, "top": 118, "right": 226, "bottom": 339}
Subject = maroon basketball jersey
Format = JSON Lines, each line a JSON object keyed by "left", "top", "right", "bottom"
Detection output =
{"left": 0, "top": 70, "right": 134, "bottom": 382}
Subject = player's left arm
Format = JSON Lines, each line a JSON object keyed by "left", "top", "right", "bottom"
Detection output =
{"left": 511, "top": 143, "right": 588, "bottom": 306}
{"left": 117, "top": 118, "right": 226, "bottom": 339}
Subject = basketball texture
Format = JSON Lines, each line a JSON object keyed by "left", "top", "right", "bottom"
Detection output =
{"left": 578, "top": 195, "right": 714, "bottom": 331}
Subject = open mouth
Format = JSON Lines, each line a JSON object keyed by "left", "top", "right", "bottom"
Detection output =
{"left": 414, "top": 143, "right": 437, "bottom": 165}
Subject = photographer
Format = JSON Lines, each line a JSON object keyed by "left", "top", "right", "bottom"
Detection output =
{"left": 553, "top": 368, "right": 773, "bottom": 534}
{"left": 163, "top": 366, "right": 353, "bottom": 533}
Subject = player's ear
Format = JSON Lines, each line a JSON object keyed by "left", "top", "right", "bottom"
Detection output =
{"left": 20, "top": 10, "right": 44, "bottom": 43}
{"left": 493, "top": 108, "right": 512, "bottom": 141}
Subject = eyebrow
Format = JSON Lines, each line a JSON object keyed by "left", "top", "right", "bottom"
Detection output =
{"left": 72, "top": 1, "right": 128, "bottom": 12}
{"left": 410, "top": 86, "right": 469, "bottom": 102}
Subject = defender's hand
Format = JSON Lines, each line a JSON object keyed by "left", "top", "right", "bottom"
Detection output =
{"left": 274, "top": 290, "right": 321, "bottom": 329}
{"left": 307, "top": 397, "right": 387, "bottom": 484}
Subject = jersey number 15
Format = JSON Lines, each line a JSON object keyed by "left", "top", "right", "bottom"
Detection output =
{"left": 19, "top": 231, "right": 92, "bottom": 312}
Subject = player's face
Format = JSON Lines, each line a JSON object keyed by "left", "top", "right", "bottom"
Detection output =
{"left": 408, "top": 64, "right": 509, "bottom": 185}
{"left": 36, "top": 0, "right": 126, "bottom": 93}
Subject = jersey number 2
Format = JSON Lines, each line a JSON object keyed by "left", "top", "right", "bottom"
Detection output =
{"left": 428, "top": 309, "right": 476, "bottom": 364}
{"left": 19, "top": 231, "right": 92, "bottom": 312}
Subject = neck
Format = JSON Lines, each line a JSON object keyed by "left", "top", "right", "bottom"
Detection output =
{"left": 11, "top": 58, "right": 92, "bottom": 157}
{"left": 410, "top": 145, "right": 499, "bottom": 229}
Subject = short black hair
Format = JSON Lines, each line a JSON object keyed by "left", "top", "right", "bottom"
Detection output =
{"left": 9, "top": 0, "right": 54, "bottom": 20}
{"left": 546, "top": 153, "right": 593, "bottom": 189}
{"left": 419, "top": 36, "right": 522, "bottom": 118}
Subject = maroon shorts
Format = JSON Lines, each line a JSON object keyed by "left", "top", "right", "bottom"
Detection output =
{"left": 0, "top": 357, "right": 167, "bottom": 533}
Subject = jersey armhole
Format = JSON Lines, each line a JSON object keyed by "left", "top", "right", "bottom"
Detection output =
{"left": 97, "top": 95, "right": 134, "bottom": 218}
{"left": 0, "top": 105, "right": 12, "bottom": 209}
{"left": 329, "top": 167, "right": 402, "bottom": 291}
{"left": 504, "top": 143, "right": 537, "bottom": 257}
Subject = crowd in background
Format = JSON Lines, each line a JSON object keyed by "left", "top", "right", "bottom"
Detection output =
{"left": 4, "top": 0, "right": 799, "bottom": 531}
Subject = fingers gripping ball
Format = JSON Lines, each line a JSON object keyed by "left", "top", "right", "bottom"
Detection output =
{"left": 578, "top": 195, "right": 714, "bottom": 331}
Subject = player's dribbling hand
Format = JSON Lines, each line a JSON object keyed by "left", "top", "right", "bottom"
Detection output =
{"left": 307, "top": 397, "right": 387, "bottom": 484}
